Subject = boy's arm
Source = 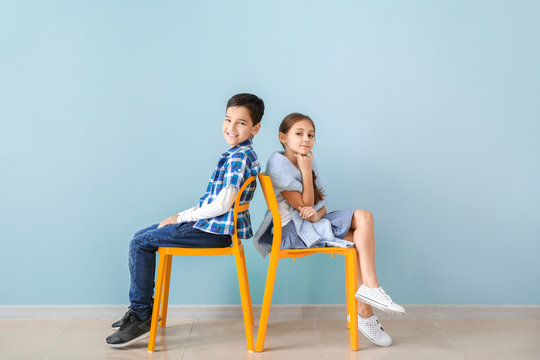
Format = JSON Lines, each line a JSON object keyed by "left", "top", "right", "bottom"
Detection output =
{"left": 157, "top": 186, "right": 238, "bottom": 228}
{"left": 178, "top": 186, "right": 238, "bottom": 222}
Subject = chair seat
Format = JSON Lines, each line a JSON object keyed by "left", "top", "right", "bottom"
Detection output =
{"left": 158, "top": 245, "right": 237, "bottom": 257}
{"left": 279, "top": 246, "right": 356, "bottom": 259}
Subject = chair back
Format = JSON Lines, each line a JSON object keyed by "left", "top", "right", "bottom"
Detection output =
{"left": 257, "top": 173, "right": 283, "bottom": 252}
{"left": 231, "top": 176, "right": 257, "bottom": 249}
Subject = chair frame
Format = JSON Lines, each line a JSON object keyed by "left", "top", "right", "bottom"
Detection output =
{"left": 255, "top": 173, "right": 359, "bottom": 352}
{"left": 148, "top": 176, "right": 257, "bottom": 352}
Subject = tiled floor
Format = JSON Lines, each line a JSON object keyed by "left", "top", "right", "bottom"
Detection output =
{"left": 1, "top": 319, "right": 538, "bottom": 360}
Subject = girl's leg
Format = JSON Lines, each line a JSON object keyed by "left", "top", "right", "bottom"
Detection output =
{"left": 349, "top": 209, "right": 378, "bottom": 288}
{"left": 343, "top": 209, "right": 378, "bottom": 317}
{"left": 353, "top": 252, "right": 374, "bottom": 318}
{"left": 343, "top": 230, "right": 373, "bottom": 318}
{"left": 342, "top": 210, "right": 401, "bottom": 344}
{"left": 347, "top": 209, "right": 405, "bottom": 315}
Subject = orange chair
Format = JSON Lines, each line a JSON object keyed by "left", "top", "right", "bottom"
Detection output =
{"left": 148, "top": 176, "right": 257, "bottom": 352}
{"left": 255, "top": 173, "right": 359, "bottom": 352}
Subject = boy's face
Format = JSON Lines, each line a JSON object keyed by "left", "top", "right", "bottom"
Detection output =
{"left": 223, "top": 106, "right": 261, "bottom": 146}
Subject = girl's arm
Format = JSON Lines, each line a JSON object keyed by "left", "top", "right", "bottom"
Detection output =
{"left": 316, "top": 206, "right": 327, "bottom": 219}
{"left": 300, "top": 205, "right": 326, "bottom": 222}
{"left": 281, "top": 190, "right": 309, "bottom": 210}
{"left": 281, "top": 153, "right": 316, "bottom": 208}
{"left": 281, "top": 188, "right": 327, "bottom": 222}
{"left": 296, "top": 153, "right": 315, "bottom": 206}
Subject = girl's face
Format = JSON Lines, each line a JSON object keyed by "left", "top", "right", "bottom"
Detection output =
{"left": 279, "top": 119, "right": 315, "bottom": 155}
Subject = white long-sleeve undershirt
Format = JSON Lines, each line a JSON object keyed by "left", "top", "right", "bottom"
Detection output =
{"left": 176, "top": 185, "right": 238, "bottom": 223}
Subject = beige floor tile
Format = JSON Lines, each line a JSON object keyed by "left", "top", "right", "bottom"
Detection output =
{"left": 250, "top": 349, "right": 325, "bottom": 360}
{"left": 462, "top": 350, "right": 511, "bottom": 360}
{"left": 258, "top": 320, "right": 320, "bottom": 351}
{"left": 40, "top": 320, "right": 192, "bottom": 360}
{"left": 1, "top": 319, "right": 539, "bottom": 360}
{"left": 313, "top": 319, "right": 457, "bottom": 351}
{"left": 322, "top": 348, "right": 463, "bottom": 360}
{"left": 462, "top": 350, "right": 540, "bottom": 360}
{"left": 181, "top": 319, "right": 325, "bottom": 360}
{"left": 0, "top": 320, "right": 71, "bottom": 360}
{"left": 315, "top": 319, "right": 462, "bottom": 360}
{"left": 436, "top": 320, "right": 540, "bottom": 359}
{"left": 378, "top": 320, "right": 456, "bottom": 350}
{"left": 182, "top": 320, "right": 255, "bottom": 360}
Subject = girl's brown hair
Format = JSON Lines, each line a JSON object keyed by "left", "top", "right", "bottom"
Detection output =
{"left": 279, "top": 113, "right": 325, "bottom": 205}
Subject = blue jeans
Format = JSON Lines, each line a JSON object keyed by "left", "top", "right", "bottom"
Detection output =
{"left": 128, "top": 222, "right": 232, "bottom": 320}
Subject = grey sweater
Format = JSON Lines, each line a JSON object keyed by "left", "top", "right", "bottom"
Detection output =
{"left": 252, "top": 151, "right": 353, "bottom": 257}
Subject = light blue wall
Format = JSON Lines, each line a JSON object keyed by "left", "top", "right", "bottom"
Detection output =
{"left": 1, "top": 1, "right": 539, "bottom": 306}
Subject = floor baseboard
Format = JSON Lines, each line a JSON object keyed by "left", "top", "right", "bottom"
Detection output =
{"left": 1, "top": 304, "right": 538, "bottom": 321}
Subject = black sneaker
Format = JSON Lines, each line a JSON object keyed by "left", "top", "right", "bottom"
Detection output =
{"left": 112, "top": 308, "right": 161, "bottom": 329}
{"left": 111, "top": 308, "right": 132, "bottom": 329}
{"left": 106, "top": 311, "right": 151, "bottom": 348}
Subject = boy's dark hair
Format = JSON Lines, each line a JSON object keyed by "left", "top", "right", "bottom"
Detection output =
{"left": 227, "top": 93, "right": 265, "bottom": 125}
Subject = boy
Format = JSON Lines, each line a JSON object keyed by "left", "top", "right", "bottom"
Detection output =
{"left": 106, "top": 93, "right": 264, "bottom": 348}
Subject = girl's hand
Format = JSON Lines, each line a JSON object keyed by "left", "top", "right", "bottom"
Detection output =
{"left": 298, "top": 206, "right": 320, "bottom": 222}
{"left": 295, "top": 151, "right": 313, "bottom": 173}
{"left": 158, "top": 215, "right": 178, "bottom": 228}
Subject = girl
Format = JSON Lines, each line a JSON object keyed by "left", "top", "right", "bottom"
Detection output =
{"left": 253, "top": 113, "right": 405, "bottom": 347}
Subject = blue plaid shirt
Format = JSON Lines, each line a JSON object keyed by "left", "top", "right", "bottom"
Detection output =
{"left": 193, "top": 139, "right": 260, "bottom": 239}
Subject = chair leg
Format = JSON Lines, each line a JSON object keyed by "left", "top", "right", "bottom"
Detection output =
{"left": 160, "top": 255, "right": 173, "bottom": 328}
{"left": 240, "top": 247, "right": 254, "bottom": 326}
{"left": 345, "top": 251, "right": 359, "bottom": 351}
{"left": 148, "top": 251, "right": 168, "bottom": 352}
{"left": 234, "top": 251, "right": 255, "bottom": 351}
{"left": 255, "top": 255, "right": 280, "bottom": 352}
{"left": 345, "top": 254, "right": 351, "bottom": 330}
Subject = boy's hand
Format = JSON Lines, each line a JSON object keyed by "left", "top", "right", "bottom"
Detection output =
{"left": 295, "top": 151, "right": 313, "bottom": 174}
{"left": 298, "top": 206, "right": 320, "bottom": 222}
{"left": 158, "top": 215, "right": 179, "bottom": 228}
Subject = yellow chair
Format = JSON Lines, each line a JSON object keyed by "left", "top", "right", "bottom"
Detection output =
{"left": 255, "top": 173, "right": 359, "bottom": 352}
{"left": 148, "top": 176, "right": 257, "bottom": 352}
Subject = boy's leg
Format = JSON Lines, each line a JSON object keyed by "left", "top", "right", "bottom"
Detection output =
{"left": 107, "top": 222, "right": 231, "bottom": 348}
{"left": 128, "top": 222, "right": 231, "bottom": 321}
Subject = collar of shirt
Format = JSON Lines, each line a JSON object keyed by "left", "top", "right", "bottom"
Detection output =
{"left": 221, "top": 138, "right": 253, "bottom": 158}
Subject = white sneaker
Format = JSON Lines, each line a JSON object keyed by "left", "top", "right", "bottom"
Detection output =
{"left": 347, "top": 313, "right": 392, "bottom": 347}
{"left": 354, "top": 284, "right": 406, "bottom": 315}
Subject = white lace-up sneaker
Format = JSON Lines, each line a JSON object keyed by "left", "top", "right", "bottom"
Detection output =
{"left": 354, "top": 284, "right": 406, "bottom": 315}
{"left": 347, "top": 313, "right": 392, "bottom": 347}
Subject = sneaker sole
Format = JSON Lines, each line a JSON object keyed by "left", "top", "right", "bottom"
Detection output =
{"left": 353, "top": 294, "right": 405, "bottom": 315}
{"left": 106, "top": 331, "right": 150, "bottom": 348}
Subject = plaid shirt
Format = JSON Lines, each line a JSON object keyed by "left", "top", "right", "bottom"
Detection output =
{"left": 193, "top": 139, "right": 260, "bottom": 239}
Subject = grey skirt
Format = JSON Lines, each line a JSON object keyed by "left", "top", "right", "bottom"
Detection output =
{"left": 281, "top": 209, "right": 355, "bottom": 249}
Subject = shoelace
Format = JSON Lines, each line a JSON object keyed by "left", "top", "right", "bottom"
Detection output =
{"left": 119, "top": 312, "right": 137, "bottom": 331}
{"left": 378, "top": 287, "right": 394, "bottom": 304}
